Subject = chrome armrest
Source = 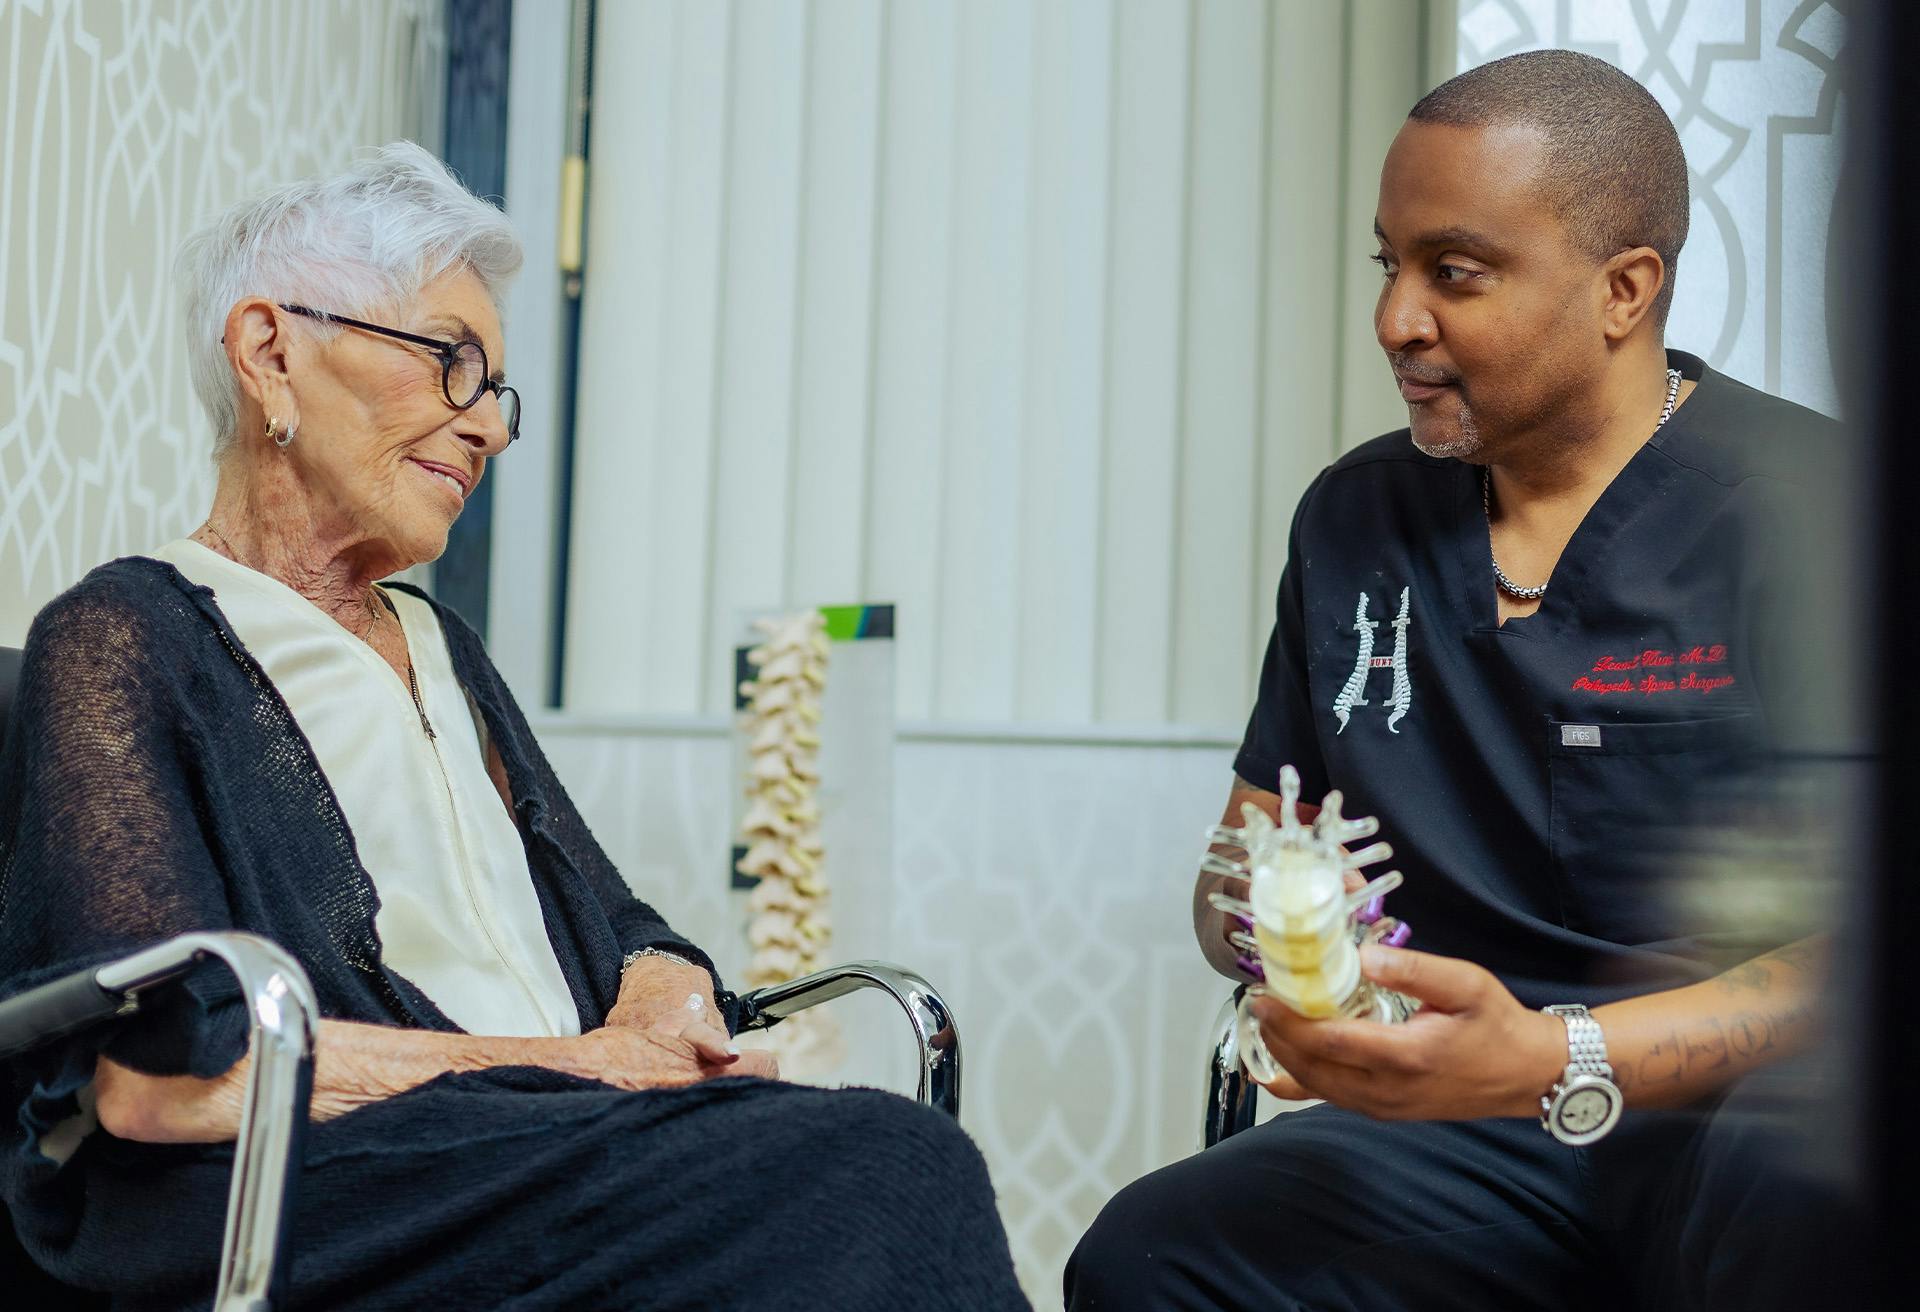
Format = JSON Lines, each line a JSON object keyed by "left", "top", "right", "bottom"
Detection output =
{"left": 1203, "top": 986, "right": 1258, "bottom": 1150}
{"left": 1, "top": 933, "right": 317, "bottom": 1312}
{"left": 734, "top": 961, "right": 960, "bottom": 1118}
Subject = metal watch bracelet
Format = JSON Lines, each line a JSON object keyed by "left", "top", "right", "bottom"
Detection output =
{"left": 1544, "top": 1003, "right": 1610, "bottom": 1076}
{"left": 1538, "top": 1003, "right": 1624, "bottom": 1145}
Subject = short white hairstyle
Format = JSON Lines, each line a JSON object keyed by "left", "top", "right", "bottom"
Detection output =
{"left": 177, "top": 140, "right": 523, "bottom": 453}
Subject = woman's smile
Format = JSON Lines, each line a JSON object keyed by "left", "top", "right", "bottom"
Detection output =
{"left": 405, "top": 455, "right": 471, "bottom": 502}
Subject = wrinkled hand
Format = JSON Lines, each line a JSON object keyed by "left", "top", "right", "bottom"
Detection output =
{"left": 571, "top": 1006, "right": 779, "bottom": 1090}
{"left": 605, "top": 955, "right": 721, "bottom": 1031}
{"left": 1250, "top": 944, "right": 1563, "bottom": 1120}
{"left": 600, "top": 955, "right": 779, "bottom": 1084}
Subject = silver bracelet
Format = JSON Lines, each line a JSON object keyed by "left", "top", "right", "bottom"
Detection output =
{"left": 622, "top": 946, "right": 698, "bottom": 973}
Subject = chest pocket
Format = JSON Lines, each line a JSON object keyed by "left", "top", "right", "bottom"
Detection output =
{"left": 1546, "top": 713, "right": 1761, "bottom": 946}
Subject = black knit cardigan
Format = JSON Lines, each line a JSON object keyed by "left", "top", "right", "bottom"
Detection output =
{"left": 0, "top": 556, "right": 722, "bottom": 1248}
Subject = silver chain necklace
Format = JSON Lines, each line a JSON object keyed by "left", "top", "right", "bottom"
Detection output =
{"left": 1483, "top": 367, "right": 1682, "bottom": 602}
{"left": 198, "top": 521, "right": 385, "bottom": 640}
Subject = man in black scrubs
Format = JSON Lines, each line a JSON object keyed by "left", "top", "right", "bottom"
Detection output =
{"left": 1067, "top": 50, "right": 1854, "bottom": 1310}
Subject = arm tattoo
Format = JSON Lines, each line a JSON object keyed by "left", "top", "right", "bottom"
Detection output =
{"left": 1716, "top": 960, "right": 1773, "bottom": 995}
{"left": 1714, "top": 937, "right": 1825, "bottom": 996}
{"left": 1682, "top": 1019, "right": 1731, "bottom": 1076}
{"left": 1726, "top": 1012, "right": 1778, "bottom": 1061}
{"left": 1639, "top": 1030, "right": 1686, "bottom": 1086}
{"left": 1637, "top": 1001, "right": 1811, "bottom": 1089}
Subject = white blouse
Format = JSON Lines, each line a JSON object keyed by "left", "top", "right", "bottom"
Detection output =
{"left": 152, "top": 539, "right": 581, "bottom": 1038}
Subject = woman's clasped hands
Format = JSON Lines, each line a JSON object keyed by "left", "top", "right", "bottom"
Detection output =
{"left": 588, "top": 956, "right": 780, "bottom": 1089}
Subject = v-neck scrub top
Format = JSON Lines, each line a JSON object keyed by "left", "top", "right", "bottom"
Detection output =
{"left": 1235, "top": 351, "right": 1833, "bottom": 1006}
{"left": 151, "top": 539, "right": 581, "bottom": 1038}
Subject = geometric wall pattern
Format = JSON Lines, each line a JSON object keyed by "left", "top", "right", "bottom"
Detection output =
{"left": 1457, "top": 0, "right": 1848, "bottom": 414}
{"left": 0, "top": 0, "right": 446, "bottom": 644}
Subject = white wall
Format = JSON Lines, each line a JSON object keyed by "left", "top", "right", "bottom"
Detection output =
{"left": 0, "top": 0, "right": 446, "bottom": 645}
{"left": 555, "top": 0, "right": 1426, "bottom": 728}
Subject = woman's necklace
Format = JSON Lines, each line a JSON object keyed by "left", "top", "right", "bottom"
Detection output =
{"left": 198, "top": 522, "right": 384, "bottom": 641}
{"left": 197, "top": 521, "right": 434, "bottom": 737}
{"left": 1483, "top": 367, "right": 1683, "bottom": 602}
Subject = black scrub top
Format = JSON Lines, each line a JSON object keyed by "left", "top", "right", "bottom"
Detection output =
{"left": 1236, "top": 351, "right": 1835, "bottom": 1006}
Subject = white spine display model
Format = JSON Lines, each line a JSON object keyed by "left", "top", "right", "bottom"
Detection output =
{"left": 1205, "top": 766, "right": 1419, "bottom": 1084}
{"left": 736, "top": 611, "right": 841, "bottom": 1070}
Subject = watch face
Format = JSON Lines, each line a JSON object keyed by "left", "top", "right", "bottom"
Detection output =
{"left": 1551, "top": 1079, "right": 1622, "bottom": 1143}
{"left": 1559, "top": 1087, "right": 1612, "bottom": 1133}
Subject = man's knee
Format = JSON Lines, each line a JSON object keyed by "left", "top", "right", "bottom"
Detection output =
{"left": 1066, "top": 1148, "right": 1284, "bottom": 1310}
{"left": 1067, "top": 1165, "right": 1184, "bottom": 1308}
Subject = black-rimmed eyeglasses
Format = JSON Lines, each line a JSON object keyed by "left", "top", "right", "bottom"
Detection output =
{"left": 280, "top": 303, "right": 521, "bottom": 442}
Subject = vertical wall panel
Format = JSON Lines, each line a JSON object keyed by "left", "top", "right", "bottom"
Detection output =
{"left": 565, "top": 0, "right": 732, "bottom": 714}
{"left": 1254, "top": 0, "right": 1348, "bottom": 681}
{"left": 1015, "top": 0, "right": 1113, "bottom": 722}
{"left": 864, "top": 1, "right": 958, "bottom": 722}
{"left": 491, "top": 0, "right": 573, "bottom": 706}
{"left": 1337, "top": 1, "right": 1424, "bottom": 451}
{"left": 563, "top": 0, "right": 1433, "bottom": 729}
{"left": 564, "top": 0, "right": 678, "bottom": 711}
{"left": 932, "top": 0, "right": 1033, "bottom": 720}
{"left": 1169, "top": 0, "right": 1270, "bottom": 727}
{"left": 701, "top": 0, "right": 811, "bottom": 710}
{"left": 1095, "top": 0, "right": 1192, "bottom": 724}
{"left": 646, "top": 2, "right": 735, "bottom": 711}
{"left": 786, "top": 0, "right": 884, "bottom": 608}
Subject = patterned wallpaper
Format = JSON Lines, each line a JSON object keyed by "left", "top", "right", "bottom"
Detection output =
{"left": 1456, "top": 0, "right": 1848, "bottom": 414}
{"left": 0, "top": 0, "right": 447, "bottom": 644}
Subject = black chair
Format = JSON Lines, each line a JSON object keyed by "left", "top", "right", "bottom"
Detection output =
{"left": 0, "top": 645, "right": 19, "bottom": 755}
{"left": 1203, "top": 986, "right": 1259, "bottom": 1148}
{"left": 0, "top": 644, "right": 963, "bottom": 1309}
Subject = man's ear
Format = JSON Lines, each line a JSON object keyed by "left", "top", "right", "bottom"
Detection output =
{"left": 223, "top": 299, "right": 302, "bottom": 438}
{"left": 1598, "top": 246, "right": 1666, "bottom": 343}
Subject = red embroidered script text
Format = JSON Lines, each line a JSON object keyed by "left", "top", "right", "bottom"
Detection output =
{"left": 1574, "top": 646, "right": 1733, "bottom": 696}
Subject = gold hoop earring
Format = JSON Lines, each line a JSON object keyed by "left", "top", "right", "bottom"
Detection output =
{"left": 266, "top": 417, "right": 293, "bottom": 448}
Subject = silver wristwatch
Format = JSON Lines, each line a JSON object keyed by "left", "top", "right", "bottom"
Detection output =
{"left": 1539, "top": 1003, "right": 1623, "bottom": 1145}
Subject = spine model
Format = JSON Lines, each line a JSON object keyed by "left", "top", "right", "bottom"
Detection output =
{"left": 1206, "top": 766, "right": 1418, "bottom": 1083}
{"left": 735, "top": 612, "right": 839, "bottom": 1070}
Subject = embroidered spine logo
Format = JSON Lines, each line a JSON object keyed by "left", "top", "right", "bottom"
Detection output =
{"left": 1333, "top": 588, "right": 1414, "bottom": 734}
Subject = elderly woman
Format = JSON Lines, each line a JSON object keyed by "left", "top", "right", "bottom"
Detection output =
{"left": 0, "top": 144, "right": 1024, "bottom": 1310}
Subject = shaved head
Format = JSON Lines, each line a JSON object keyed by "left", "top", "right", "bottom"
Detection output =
{"left": 1409, "top": 50, "right": 1689, "bottom": 325}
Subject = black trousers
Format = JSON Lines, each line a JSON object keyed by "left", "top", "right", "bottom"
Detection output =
{"left": 1066, "top": 1065, "right": 1860, "bottom": 1311}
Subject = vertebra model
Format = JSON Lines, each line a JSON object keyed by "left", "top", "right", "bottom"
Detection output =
{"left": 736, "top": 611, "right": 838, "bottom": 1068}
{"left": 1206, "top": 766, "right": 1418, "bottom": 1083}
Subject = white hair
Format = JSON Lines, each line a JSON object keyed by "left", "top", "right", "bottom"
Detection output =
{"left": 177, "top": 140, "right": 523, "bottom": 453}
